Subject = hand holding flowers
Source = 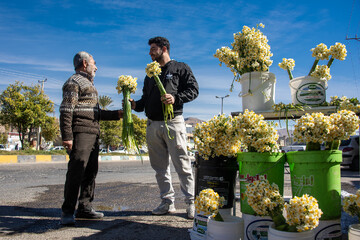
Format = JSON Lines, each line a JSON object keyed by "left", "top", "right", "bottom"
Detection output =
{"left": 145, "top": 61, "right": 174, "bottom": 139}
{"left": 246, "top": 177, "right": 323, "bottom": 232}
{"left": 195, "top": 188, "right": 225, "bottom": 221}
{"left": 116, "top": 75, "right": 141, "bottom": 158}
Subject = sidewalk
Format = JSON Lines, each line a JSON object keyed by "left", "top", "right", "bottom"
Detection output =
{"left": 0, "top": 154, "right": 149, "bottom": 164}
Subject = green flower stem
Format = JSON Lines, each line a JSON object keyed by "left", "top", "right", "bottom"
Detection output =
{"left": 214, "top": 212, "right": 224, "bottom": 222}
{"left": 270, "top": 211, "right": 287, "bottom": 227}
{"left": 154, "top": 75, "right": 174, "bottom": 139}
{"left": 287, "top": 68, "right": 293, "bottom": 80}
{"left": 122, "top": 87, "right": 142, "bottom": 163}
{"left": 327, "top": 57, "right": 334, "bottom": 68}
{"left": 308, "top": 59, "right": 319, "bottom": 75}
{"left": 306, "top": 142, "right": 321, "bottom": 151}
{"left": 325, "top": 140, "right": 340, "bottom": 150}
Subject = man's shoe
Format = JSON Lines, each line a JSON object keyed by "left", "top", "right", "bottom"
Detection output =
{"left": 186, "top": 203, "right": 195, "bottom": 219}
{"left": 152, "top": 201, "right": 176, "bottom": 215}
{"left": 61, "top": 212, "right": 75, "bottom": 225}
{"left": 75, "top": 208, "right": 104, "bottom": 219}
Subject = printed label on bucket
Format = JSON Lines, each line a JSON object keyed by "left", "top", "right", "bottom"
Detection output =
{"left": 245, "top": 219, "right": 272, "bottom": 240}
{"left": 296, "top": 83, "right": 325, "bottom": 105}
{"left": 192, "top": 213, "right": 210, "bottom": 235}
{"left": 314, "top": 223, "right": 341, "bottom": 240}
{"left": 291, "top": 174, "right": 314, "bottom": 196}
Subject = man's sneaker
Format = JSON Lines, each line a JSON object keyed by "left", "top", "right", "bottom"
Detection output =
{"left": 75, "top": 208, "right": 104, "bottom": 219}
{"left": 186, "top": 203, "right": 195, "bottom": 219}
{"left": 152, "top": 201, "right": 176, "bottom": 215}
{"left": 61, "top": 212, "right": 75, "bottom": 225}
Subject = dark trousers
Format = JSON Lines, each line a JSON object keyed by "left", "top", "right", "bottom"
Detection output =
{"left": 61, "top": 133, "right": 100, "bottom": 214}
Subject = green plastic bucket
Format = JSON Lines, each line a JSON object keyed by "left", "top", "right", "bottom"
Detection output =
{"left": 286, "top": 150, "right": 342, "bottom": 220}
{"left": 237, "top": 152, "right": 286, "bottom": 215}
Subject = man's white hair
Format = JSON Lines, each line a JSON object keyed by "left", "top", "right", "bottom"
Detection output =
{"left": 73, "top": 51, "right": 93, "bottom": 70}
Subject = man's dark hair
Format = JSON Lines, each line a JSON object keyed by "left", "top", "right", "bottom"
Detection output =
{"left": 148, "top": 36, "right": 170, "bottom": 53}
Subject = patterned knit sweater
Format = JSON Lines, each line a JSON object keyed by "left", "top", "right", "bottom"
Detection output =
{"left": 60, "top": 71, "right": 119, "bottom": 141}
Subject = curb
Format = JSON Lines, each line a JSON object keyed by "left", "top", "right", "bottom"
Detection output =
{"left": 0, "top": 155, "right": 149, "bottom": 164}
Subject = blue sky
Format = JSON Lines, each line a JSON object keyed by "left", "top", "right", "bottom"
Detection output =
{"left": 0, "top": 0, "right": 359, "bottom": 121}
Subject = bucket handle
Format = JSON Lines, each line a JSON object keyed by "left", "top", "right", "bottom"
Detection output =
{"left": 239, "top": 72, "right": 272, "bottom": 99}
{"left": 289, "top": 78, "right": 328, "bottom": 91}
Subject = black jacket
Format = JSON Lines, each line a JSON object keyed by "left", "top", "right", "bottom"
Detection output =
{"left": 135, "top": 60, "right": 199, "bottom": 120}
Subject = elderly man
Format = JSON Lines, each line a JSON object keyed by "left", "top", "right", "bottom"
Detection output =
{"left": 60, "top": 51, "right": 123, "bottom": 225}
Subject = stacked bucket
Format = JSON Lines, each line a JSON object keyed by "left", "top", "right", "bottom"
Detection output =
{"left": 237, "top": 150, "right": 343, "bottom": 240}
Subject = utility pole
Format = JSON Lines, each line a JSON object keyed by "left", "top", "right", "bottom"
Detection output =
{"left": 215, "top": 94, "right": 229, "bottom": 115}
{"left": 36, "top": 78, "right": 47, "bottom": 150}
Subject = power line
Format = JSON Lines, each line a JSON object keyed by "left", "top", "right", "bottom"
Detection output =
{"left": 0, "top": 67, "right": 64, "bottom": 87}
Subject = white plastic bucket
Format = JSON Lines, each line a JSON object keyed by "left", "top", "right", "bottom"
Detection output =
{"left": 189, "top": 228, "right": 206, "bottom": 240}
{"left": 243, "top": 213, "right": 272, "bottom": 240}
{"left": 207, "top": 215, "right": 244, "bottom": 240}
{"left": 313, "top": 218, "right": 342, "bottom": 240}
{"left": 349, "top": 224, "right": 360, "bottom": 240}
{"left": 239, "top": 72, "right": 276, "bottom": 112}
{"left": 289, "top": 75, "right": 327, "bottom": 105}
{"left": 267, "top": 224, "right": 316, "bottom": 240}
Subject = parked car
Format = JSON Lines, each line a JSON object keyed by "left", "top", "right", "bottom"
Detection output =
{"left": 0, "top": 144, "right": 12, "bottom": 151}
{"left": 281, "top": 142, "right": 306, "bottom": 153}
{"left": 112, "top": 147, "right": 127, "bottom": 154}
{"left": 47, "top": 146, "right": 65, "bottom": 151}
{"left": 339, "top": 135, "right": 359, "bottom": 171}
{"left": 99, "top": 149, "right": 112, "bottom": 154}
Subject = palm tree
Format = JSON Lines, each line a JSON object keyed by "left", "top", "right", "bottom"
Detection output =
{"left": 99, "top": 95, "right": 113, "bottom": 110}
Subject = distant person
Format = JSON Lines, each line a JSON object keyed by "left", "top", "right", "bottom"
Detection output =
{"left": 130, "top": 37, "right": 199, "bottom": 219}
{"left": 60, "top": 51, "right": 123, "bottom": 225}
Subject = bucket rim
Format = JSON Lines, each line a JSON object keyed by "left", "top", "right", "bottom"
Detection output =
{"left": 237, "top": 152, "right": 286, "bottom": 163}
{"left": 286, "top": 150, "right": 342, "bottom": 163}
{"left": 290, "top": 75, "right": 328, "bottom": 83}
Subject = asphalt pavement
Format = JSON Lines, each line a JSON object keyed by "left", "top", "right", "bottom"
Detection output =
{"left": 0, "top": 160, "right": 359, "bottom": 239}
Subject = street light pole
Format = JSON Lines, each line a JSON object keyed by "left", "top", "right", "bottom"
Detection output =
{"left": 215, "top": 94, "right": 229, "bottom": 115}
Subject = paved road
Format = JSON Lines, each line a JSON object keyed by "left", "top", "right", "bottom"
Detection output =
{"left": 0, "top": 160, "right": 359, "bottom": 239}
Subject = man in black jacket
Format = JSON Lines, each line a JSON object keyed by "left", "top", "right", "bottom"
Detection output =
{"left": 60, "top": 51, "right": 123, "bottom": 225}
{"left": 131, "top": 37, "right": 199, "bottom": 219}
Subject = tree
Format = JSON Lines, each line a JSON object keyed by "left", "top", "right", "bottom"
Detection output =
{"left": 132, "top": 114, "right": 147, "bottom": 147}
{"left": 100, "top": 120, "right": 122, "bottom": 150}
{"left": 99, "top": 95, "right": 113, "bottom": 110}
{"left": 0, "top": 81, "right": 54, "bottom": 149}
{"left": 41, "top": 116, "right": 60, "bottom": 143}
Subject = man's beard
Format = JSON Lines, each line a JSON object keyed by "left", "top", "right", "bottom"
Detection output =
{"left": 86, "top": 65, "right": 96, "bottom": 79}
{"left": 154, "top": 50, "right": 164, "bottom": 63}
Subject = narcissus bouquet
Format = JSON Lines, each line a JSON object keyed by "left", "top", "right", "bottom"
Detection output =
{"left": 293, "top": 110, "right": 360, "bottom": 150}
{"left": 116, "top": 75, "right": 141, "bottom": 157}
{"left": 343, "top": 189, "right": 360, "bottom": 220}
{"left": 330, "top": 96, "right": 360, "bottom": 113}
{"left": 145, "top": 61, "right": 174, "bottom": 139}
{"left": 193, "top": 114, "right": 242, "bottom": 160}
{"left": 195, "top": 188, "right": 225, "bottom": 221}
{"left": 234, "top": 109, "right": 280, "bottom": 153}
{"left": 246, "top": 177, "right": 323, "bottom": 232}
{"left": 279, "top": 42, "right": 347, "bottom": 81}
{"left": 214, "top": 23, "right": 273, "bottom": 91}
